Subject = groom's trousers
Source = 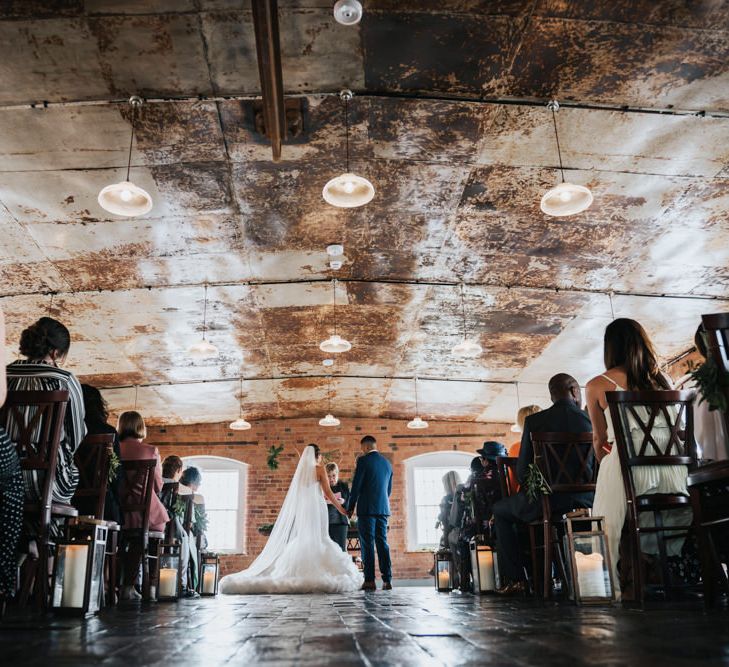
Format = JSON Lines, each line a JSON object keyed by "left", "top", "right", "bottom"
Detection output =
{"left": 358, "top": 515, "right": 392, "bottom": 583}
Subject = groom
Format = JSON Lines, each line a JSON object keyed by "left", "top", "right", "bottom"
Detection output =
{"left": 347, "top": 435, "right": 393, "bottom": 591}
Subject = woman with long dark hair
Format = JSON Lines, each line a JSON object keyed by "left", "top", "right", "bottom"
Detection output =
{"left": 586, "top": 318, "right": 689, "bottom": 598}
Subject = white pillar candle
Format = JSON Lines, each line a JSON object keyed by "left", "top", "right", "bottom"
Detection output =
{"left": 437, "top": 569, "right": 450, "bottom": 589}
{"left": 477, "top": 549, "right": 496, "bottom": 592}
{"left": 575, "top": 552, "right": 607, "bottom": 598}
{"left": 202, "top": 568, "right": 216, "bottom": 594}
{"left": 61, "top": 544, "right": 88, "bottom": 608}
{"left": 159, "top": 568, "right": 178, "bottom": 598}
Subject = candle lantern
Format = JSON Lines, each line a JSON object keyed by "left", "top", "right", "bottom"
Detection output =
{"left": 158, "top": 542, "right": 181, "bottom": 601}
{"left": 51, "top": 518, "right": 108, "bottom": 617}
{"left": 564, "top": 509, "right": 615, "bottom": 605}
{"left": 434, "top": 550, "right": 454, "bottom": 592}
{"left": 198, "top": 553, "right": 219, "bottom": 596}
{"left": 469, "top": 538, "right": 499, "bottom": 594}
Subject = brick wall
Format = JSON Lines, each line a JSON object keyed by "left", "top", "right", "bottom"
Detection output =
{"left": 149, "top": 418, "right": 512, "bottom": 580}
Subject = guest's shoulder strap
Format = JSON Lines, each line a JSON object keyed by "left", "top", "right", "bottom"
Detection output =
{"left": 600, "top": 373, "right": 624, "bottom": 390}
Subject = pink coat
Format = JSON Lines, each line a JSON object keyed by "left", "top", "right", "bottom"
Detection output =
{"left": 119, "top": 438, "right": 168, "bottom": 532}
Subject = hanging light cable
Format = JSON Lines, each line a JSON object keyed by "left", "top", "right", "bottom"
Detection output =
{"left": 230, "top": 376, "right": 251, "bottom": 430}
{"left": 510, "top": 382, "right": 522, "bottom": 433}
{"left": 188, "top": 284, "right": 219, "bottom": 359}
{"left": 407, "top": 376, "right": 429, "bottom": 429}
{"left": 540, "top": 100, "right": 593, "bottom": 217}
{"left": 98, "top": 96, "right": 153, "bottom": 217}
{"left": 320, "top": 278, "right": 352, "bottom": 353}
{"left": 322, "top": 89, "right": 375, "bottom": 208}
{"left": 451, "top": 283, "right": 483, "bottom": 358}
{"left": 319, "top": 374, "right": 341, "bottom": 427}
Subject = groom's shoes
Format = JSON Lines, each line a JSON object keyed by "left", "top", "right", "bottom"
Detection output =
{"left": 361, "top": 581, "right": 376, "bottom": 592}
{"left": 382, "top": 582, "right": 392, "bottom": 590}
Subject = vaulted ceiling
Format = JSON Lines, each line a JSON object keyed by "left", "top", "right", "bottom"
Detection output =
{"left": 1, "top": 1, "right": 729, "bottom": 424}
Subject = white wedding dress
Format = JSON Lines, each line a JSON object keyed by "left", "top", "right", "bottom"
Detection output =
{"left": 220, "top": 447, "right": 363, "bottom": 594}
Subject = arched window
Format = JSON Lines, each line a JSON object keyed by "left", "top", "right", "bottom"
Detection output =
{"left": 181, "top": 456, "right": 248, "bottom": 554}
{"left": 404, "top": 451, "right": 474, "bottom": 551}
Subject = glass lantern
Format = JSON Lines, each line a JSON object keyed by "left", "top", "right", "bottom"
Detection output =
{"left": 198, "top": 553, "right": 219, "bottom": 596}
{"left": 564, "top": 509, "right": 615, "bottom": 605}
{"left": 470, "top": 538, "right": 499, "bottom": 594}
{"left": 434, "top": 550, "right": 454, "bottom": 592}
{"left": 158, "top": 542, "right": 181, "bottom": 601}
{"left": 51, "top": 519, "right": 107, "bottom": 617}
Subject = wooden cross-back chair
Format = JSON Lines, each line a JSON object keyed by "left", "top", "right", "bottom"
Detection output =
{"left": 72, "top": 433, "right": 114, "bottom": 520}
{"left": 528, "top": 432, "right": 596, "bottom": 599}
{"left": 606, "top": 389, "right": 698, "bottom": 604}
{"left": 701, "top": 312, "right": 729, "bottom": 449}
{"left": 0, "top": 390, "right": 78, "bottom": 609}
{"left": 495, "top": 456, "right": 519, "bottom": 499}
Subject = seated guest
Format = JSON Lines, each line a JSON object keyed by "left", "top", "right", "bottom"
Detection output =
{"left": 437, "top": 471, "right": 462, "bottom": 586}
{"left": 80, "top": 384, "right": 122, "bottom": 525}
{"left": 493, "top": 374, "right": 593, "bottom": 594}
{"left": 508, "top": 406, "right": 541, "bottom": 458}
{"left": 180, "top": 466, "right": 207, "bottom": 551}
{"left": 5, "top": 317, "right": 86, "bottom": 544}
{"left": 0, "top": 307, "right": 23, "bottom": 606}
{"left": 118, "top": 410, "right": 168, "bottom": 600}
{"left": 326, "top": 462, "right": 350, "bottom": 551}
{"left": 587, "top": 318, "right": 691, "bottom": 600}
{"left": 471, "top": 442, "right": 507, "bottom": 538}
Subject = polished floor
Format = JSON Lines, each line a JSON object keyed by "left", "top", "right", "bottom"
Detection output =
{"left": 1, "top": 588, "right": 728, "bottom": 667}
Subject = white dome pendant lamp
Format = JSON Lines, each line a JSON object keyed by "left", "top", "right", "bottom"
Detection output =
{"left": 451, "top": 283, "right": 483, "bottom": 358}
{"left": 333, "top": 0, "right": 363, "bottom": 25}
{"left": 322, "top": 90, "right": 374, "bottom": 208}
{"left": 540, "top": 100, "right": 592, "bottom": 217}
{"left": 98, "top": 96, "right": 153, "bottom": 217}
{"left": 407, "top": 376, "right": 429, "bottom": 429}
{"left": 320, "top": 279, "right": 352, "bottom": 353}
{"left": 188, "top": 284, "right": 219, "bottom": 359}
{"left": 229, "top": 376, "right": 252, "bottom": 431}
{"left": 319, "top": 375, "right": 341, "bottom": 427}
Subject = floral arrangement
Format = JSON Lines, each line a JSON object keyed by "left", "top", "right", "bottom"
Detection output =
{"left": 258, "top": 523, "right": 275, "bottom": 534}
{"left": 107, "top": 450, "right": 120, "bottom": 484}
{"left": 193, "top": 504, "right": 209, "bottom": 534}
{"left": 267, "top": 444, "right": 284, "bottom": 470}
{"left": 524, "top": 462, "right": 552, "bottom": 504}
{"left": 689, "top": 354, "right": 729, "bottom": 413}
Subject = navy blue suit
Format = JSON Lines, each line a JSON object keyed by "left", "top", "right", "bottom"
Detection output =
{"left": 348, "top": 450, "right": 393, "bottom": 583}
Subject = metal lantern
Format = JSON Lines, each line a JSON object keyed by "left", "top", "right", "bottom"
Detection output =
{"left": 198, "top": 552, "right": 220, "bottom": 596}
{"left": 158, "top": 542, "right": 181, "bottom": 601}
{"left": 564, "top": 509, "right": 615, "bottom": 605}
{"left": 434, "top": 550, "right": 454, "bottom": 592}
{"left": 51, "top": 518, "right": 108, "bottom": 616}
{"left": 469, "top": 538, "right": 500, "bottom": 594}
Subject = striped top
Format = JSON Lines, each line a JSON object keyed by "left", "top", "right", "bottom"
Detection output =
{"left": 5, "top": 359, "right": 87, "bottom": 504}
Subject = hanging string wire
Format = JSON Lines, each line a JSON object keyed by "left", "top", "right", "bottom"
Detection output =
{"left": 328, "top": 374, "right": 333, "bottom": 413}
{"left": 343, "top": 92, "right": 350, "bottom": 173}
{"left": 609, "top": 291, "right": 616, "bottom": 320}
{"left": 549, "top": 101, "right": 566, "bottom": 184}
{"left": 133, "top": 384, "right": 139, "bottom": 411}
{"left": 459, "top": 283, "right": 468, "bottom": 340}
{"left": 515, "top": 381, "right": 521, "bottom": 411}
{"left": 239, "top": 376, "right": 244, "bottom": 418}
{"left": 332, "top": 279, "right": 337, "bottom": 337}
{"left": 126, "top": 98, "right": 138, "bottom": 182}
{"left": 47, "top": 292, "right": 54, "bottom": 317}
{"left": 202, "top": 284, "right": 209, "bottom": 340}
{"left": 414, "top": 376, "right": 420, "bottom": 416}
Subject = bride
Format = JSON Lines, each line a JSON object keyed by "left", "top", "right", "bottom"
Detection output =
{"left": 220, "top": 444, "right": 363, "bottom": 594}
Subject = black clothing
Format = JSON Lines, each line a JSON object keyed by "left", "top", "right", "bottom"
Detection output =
{"left": 0, "top": 427, "right": 23, "bottom": 598}
{"left": 84, "top": 420, "right": 123, "bottom": 525}
{"left": 328, "top": 524, "right": 348, "bottom": 551}
{"left": 327, "top": 481, "right": 350, "bottom": 525}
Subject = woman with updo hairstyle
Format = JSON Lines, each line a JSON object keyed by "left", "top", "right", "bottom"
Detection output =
{"left": 5, "top": 317, "right": 86, "bottom": 544}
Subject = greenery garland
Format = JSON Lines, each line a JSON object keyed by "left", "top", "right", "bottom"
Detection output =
{"left": 107, "top": 450, "right": 120, "bottom": 485}
{"left": 267, "top": 444, "right": 284, "bottom": 470}
{"left": 524, "top": 463, "right": 552, "bottom": 504}
{"left": 689, "top": 355, "right": 729, "bottom": 413}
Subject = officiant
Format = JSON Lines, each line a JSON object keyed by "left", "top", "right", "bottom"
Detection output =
{"left": 326, "top": 462, "right": 350, "bottom": 551}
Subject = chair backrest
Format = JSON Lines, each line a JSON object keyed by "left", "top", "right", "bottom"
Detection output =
{"left": 119, "top": 459, "right": 157, "bottom": 536}
{"left": 530, "top": 432, "right": 596, "bottom": 494}
{"left": 702, "top": 312, "right": 729, "bottom": 374}
{"left": 0, "top": 390, "right": 69, "bottom": 525}
{"left": 495, "top": 456, "right": 519, "bottom": 498}
{"left": 73, "top": 433, "right": 114, "bottom": 519}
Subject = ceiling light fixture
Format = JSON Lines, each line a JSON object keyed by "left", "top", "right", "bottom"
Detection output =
{"left": 320, "top": 279, "right": 352, "bottom": 353}
{"left": 98, "top": 96, "right": 153, "bottom": 217}
{"left": 333, "top": 0, "right": 363, "bottom": 25}
{"left": 188, "top": 284, "right": 219, "bottom": 359}
{"left": 407, "top": 377, "right": 429, "bottom": 429}
{"left": 322, "top": 90, "right": 374, "bottom": 208}
{"left": 319, "top": 375, "right": 341, "bottom": 427}
{"left": 229, "top": 376, "right": 251, "bottom": 431}
{"left": 326, "top": 244, "right": 344, "bottom": 256}
{"left": 451, "top": 283, "right": 483, "bottom": 358}
{"left": 510, "top": 382, "right": 522, "bottom": 433}
{"left": 540, "top": 100, "right": 592, "bottom": 217}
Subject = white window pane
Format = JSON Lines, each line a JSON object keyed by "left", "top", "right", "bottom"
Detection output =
{"left": 206, "top": 510, "right": 238, "bottom": 552}
{"left": 198, "top": 471, "right": 239, "bottom": 511}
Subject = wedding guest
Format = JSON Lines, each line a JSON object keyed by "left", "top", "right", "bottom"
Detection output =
{"left": 80, "top": 384, "right": 122, "bottom": 525}
{"left": 0, "top": 307, "right": 23, "bottom": 608}
{"left": 472, "top": 442, "right": 507, "bottom": 536}
{"left": 5, "top": 317, "right": 86, "bottom": 543}
{"left": 118, "top": 410, "right": 168, "bottom": 600}
{"left": 493, "top": 374, "right": 593, "bottom": 595}
{"left": 181, "top": 466, "right": 208, "bottom": 551}
{"left": 586, "top": 318, "right": 691, "bottom": 599}
{"left": 508, "top": 406, "right": 541, "bottom": 459}
{"left": 326, "top": 462, "right": 350, "bottom": 551}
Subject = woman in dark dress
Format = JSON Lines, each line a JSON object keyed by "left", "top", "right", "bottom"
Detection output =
{"left": 325, "top": 463, "right": 350, "bottom": 551}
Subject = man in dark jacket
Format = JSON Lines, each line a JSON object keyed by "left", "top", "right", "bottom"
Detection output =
{"left": 347, "top": 435, "right": 393, "bottom": 591}
{"left": 493, "top": 373, "right": 593, "bottom": 594}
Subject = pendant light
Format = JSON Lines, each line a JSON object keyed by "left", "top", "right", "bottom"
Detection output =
{"left": 333, "top": 0, "right": 363, "bottom": 25}
{"left": 320, "top": 279, "right": 352, "bottom": 353}
{"left": 98, "top": 96, "right": 153, "bottom": 217}
{"left": 322, "top": 90, "right": 374, "bottom": 208}
{"left": 319, "top": 375, "right": 341, "bottom": 427}
{"left": 189, "top": 284, "right": 219, "bottom": 359}
{"left": 451, "top": 283, "right": 483, "bottom": 358}
{"left": 540, "top": 100, "right": 592, "bottom": 217}
{"left": 229, "top": 376, "right": 251, "bottom": 431}
{"left": 407, "top": 377, "right": 429, "bottom": 430}
{"left": 510, "top": 382, "right": 522, "bottom": 433}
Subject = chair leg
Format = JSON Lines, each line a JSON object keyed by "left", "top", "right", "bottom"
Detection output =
{"left": 18, "top": 557, "right": 37, "bottom": 608}
{"left": 528, "top": 525, "right": 539, "bottom": 596}
{"left": 543, "top": 521, "right": 552, "bottom": 599}
{"left": 142, "top": 540, "right": 151, "bottom": 601}
{"left": 553, "top": 531, "right": 569, "bottom": 598}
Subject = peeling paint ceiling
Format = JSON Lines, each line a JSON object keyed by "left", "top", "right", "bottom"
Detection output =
{"left": 1, "top": 1, "right": 728, "bottom": 424}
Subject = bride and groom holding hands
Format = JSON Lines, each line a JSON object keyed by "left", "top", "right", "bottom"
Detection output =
{"left": 220, "top": 435, "right": 393, "bottom": 594}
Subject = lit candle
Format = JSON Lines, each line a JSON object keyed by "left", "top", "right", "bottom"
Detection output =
{"left": 159, "top": 568, "right": 178, "bottom": 598}
{"left": 61, "top": 544, "right": 88, "bottom": 608}
{"left": 202, "top": 567, "right": 216, "bottom": 594}
{"left": 477, "top": 549, "right": 496, "bottom": 592}
{"left": 575, "top": 552, "right": 607, "bottom": 598}
{"left": 437, "top": 569, "right": 450, "bottom": 590}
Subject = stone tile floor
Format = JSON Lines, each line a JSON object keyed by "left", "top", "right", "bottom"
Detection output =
{"left": 1, "top": 588, "right": 728, "bottom": 666}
